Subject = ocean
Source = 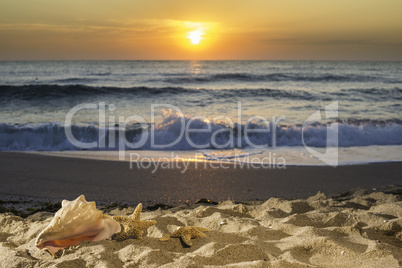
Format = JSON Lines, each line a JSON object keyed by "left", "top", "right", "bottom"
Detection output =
{"left": 0, "top": 60, "right": 401, "bottom": 165}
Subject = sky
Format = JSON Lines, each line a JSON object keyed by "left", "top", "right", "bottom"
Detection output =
{"left": 1, "top": 0, "right": 402, "bottom": 61}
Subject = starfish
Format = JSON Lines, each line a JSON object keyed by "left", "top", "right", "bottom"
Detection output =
{"left": 160, "top": 226, "right": 210, "bottom": 247}
{"left": 112, "top": 203, "right": 156, "bottom": 241}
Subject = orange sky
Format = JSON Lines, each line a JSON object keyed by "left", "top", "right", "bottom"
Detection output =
{"left": 1, "top": 0, "right": 402, "bottom": 60}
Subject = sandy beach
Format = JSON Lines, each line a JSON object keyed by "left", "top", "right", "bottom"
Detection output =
{"left": 0, "top": 186, "right": 401, "bottom": 267}
{"left": 2, "top": 1, "right": 402, "bottom": 265}
{"left": 0, "top": 152, "right": 401, "bottom": 267}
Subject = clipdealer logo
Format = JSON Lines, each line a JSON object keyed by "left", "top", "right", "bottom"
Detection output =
{"left": 64, "top": 101, "right": 339, "bottom": 167}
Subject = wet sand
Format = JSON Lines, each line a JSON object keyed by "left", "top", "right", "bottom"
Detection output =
{"left": 0, "top": 152, "right": 401, "bottom": 206}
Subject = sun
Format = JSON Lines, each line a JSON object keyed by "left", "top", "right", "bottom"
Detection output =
{"left": 188, "top": 30, "right": 203, "bottom": 45}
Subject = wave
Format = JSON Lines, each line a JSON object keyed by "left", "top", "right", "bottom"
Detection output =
{"left": 3, "top": 84, "right": 398, "bottom": 102}
{"left": 345, "top": 88, "right": 402, "bottom": 100}
{"left": 0, "top": 85, "right": 319, "bottom": 101}
{"left": 162, "top": 72, "right": 383, "bottom": 84}
{"left": 89, "top": 72, "right": 112, "bottom": 76}
{"left": 54, "top": 78, "right": 97, "bottom": 83}
{"left": 1, "top": 117, "right": 401, "bottom": 151}
{"left": 0, "top": 85, "right": 196, "bottom": 101}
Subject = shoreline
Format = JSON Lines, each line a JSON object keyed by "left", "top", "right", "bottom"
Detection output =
{"left": 0, "top": 151, "right": 401, "bottom": 207}
{"left": 19, "top": 145, "right": 402, "bottom": 166}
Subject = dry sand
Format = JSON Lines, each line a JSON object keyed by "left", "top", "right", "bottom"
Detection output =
{"left": 0, "top": 188, "right": 401, "bottom": 267}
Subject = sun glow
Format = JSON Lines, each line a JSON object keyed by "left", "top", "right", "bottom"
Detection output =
{"left": 188, "top": 30, "right": 203, "bottom": 45}
{"left": 179, "top": 21, "right": 217, "bottom": 51}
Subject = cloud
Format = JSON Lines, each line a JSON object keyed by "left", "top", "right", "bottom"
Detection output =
{"left": 259, "top": 37, "right": 402, "bottom": 47}
{"left": 0, "top": 19, "right": 219, "bottom": 38}
{"left": 0, "top": 23, "right": 122, "bottom": 34}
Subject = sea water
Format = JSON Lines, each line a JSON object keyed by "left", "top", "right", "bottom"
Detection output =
{"left": 0, "top": 61, "right": 401, "bottom": 165}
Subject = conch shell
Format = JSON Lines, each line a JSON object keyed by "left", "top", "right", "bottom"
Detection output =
{"left": 35, "top": 195, "right": 121, "bottom": 255}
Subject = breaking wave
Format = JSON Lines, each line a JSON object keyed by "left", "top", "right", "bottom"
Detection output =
{"left": 1, "top": 117, "right": 401, "bottom": 151}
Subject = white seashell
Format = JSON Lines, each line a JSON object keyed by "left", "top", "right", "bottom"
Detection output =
{"left": 35, "top": 195, "right": 121, "bottom": 255}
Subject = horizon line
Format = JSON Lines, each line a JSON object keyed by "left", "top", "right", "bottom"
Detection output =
{"left": 1, "top": 59, "right": 402, "bottom": 63}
